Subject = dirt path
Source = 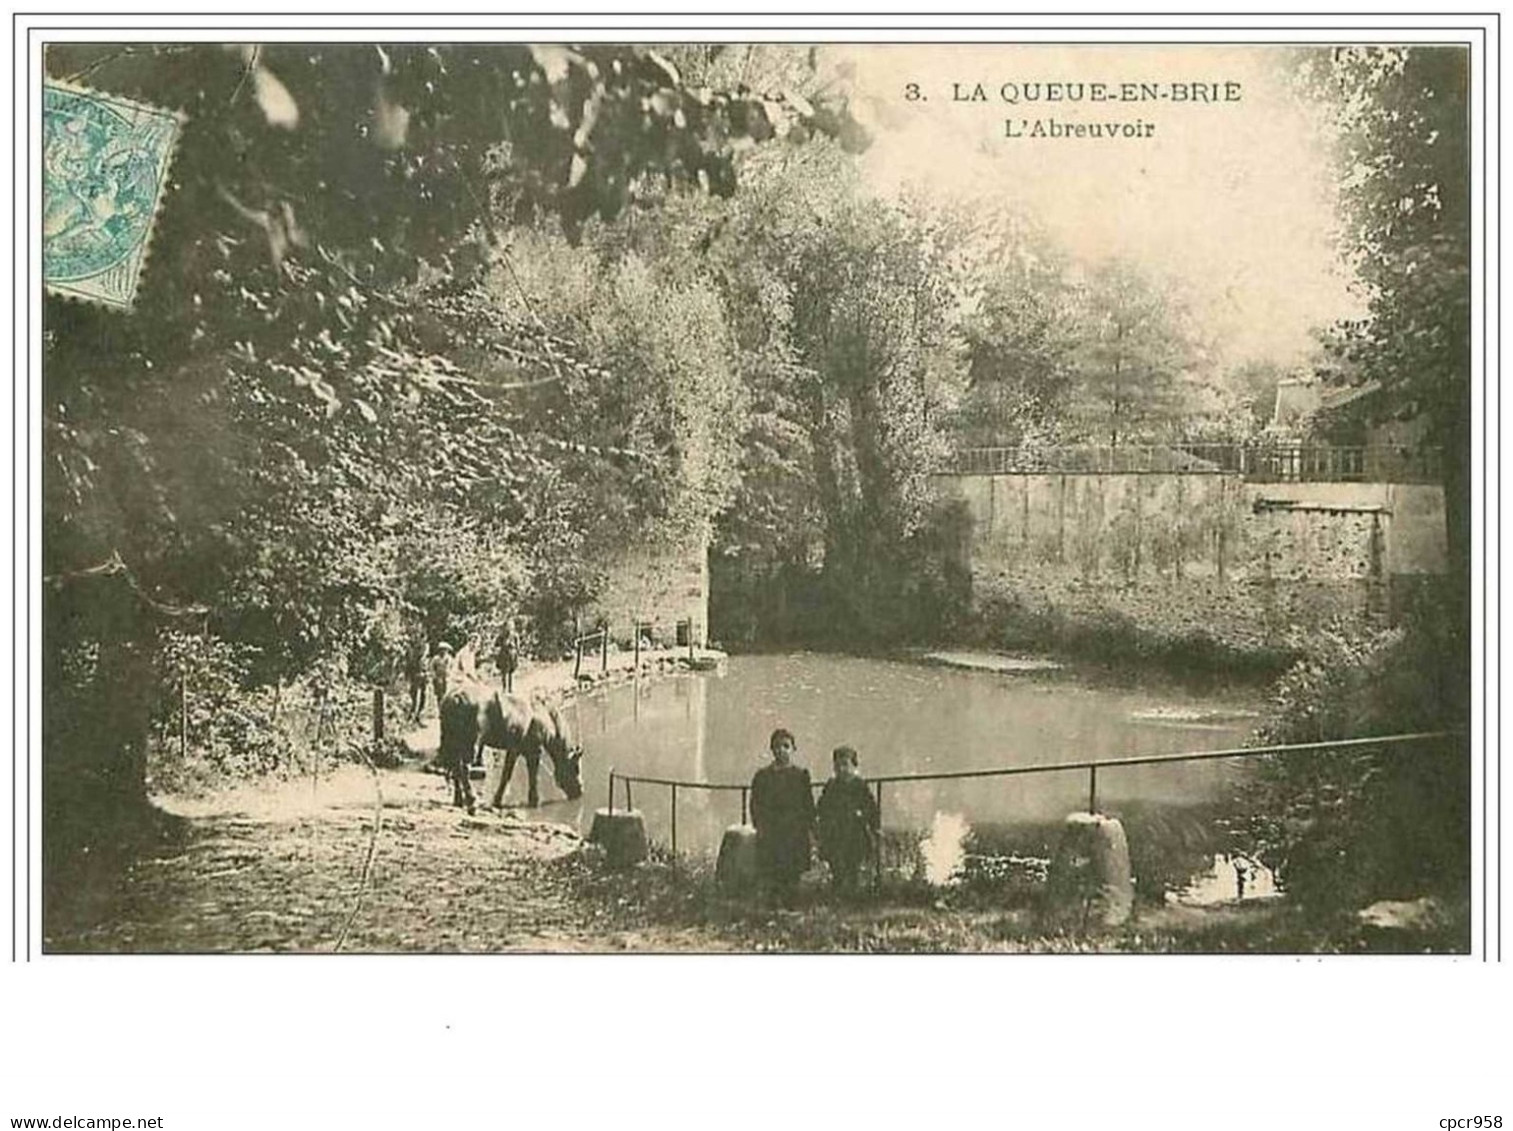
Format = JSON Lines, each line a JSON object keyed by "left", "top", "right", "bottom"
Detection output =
{"left": 40, "top": 655, "right": 1337, "bottom": 955}
{"left": 44, "top": 757, "right": 738, "bottom": 954}
{"left": 43, "top": 756, "right": 1343, "bottom": 954}
{"left": 43, "top": 654, "right": 742, "bottom": 954}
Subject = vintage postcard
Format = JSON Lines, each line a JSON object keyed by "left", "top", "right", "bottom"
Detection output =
{"left": 7, "top": 12, "right": 1503, "bottom": 1129}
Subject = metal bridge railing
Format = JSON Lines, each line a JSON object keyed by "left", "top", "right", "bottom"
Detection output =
{"left": 605, "top": 731, "right": 1457, "bottom": 860}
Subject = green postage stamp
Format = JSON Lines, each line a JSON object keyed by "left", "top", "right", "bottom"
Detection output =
{"left": 43, "top": 80, "right": 182, "bottom": 310}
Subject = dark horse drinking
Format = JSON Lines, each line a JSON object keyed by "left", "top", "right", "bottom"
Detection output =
{"left": 437, "top": 682, "right": 584, "bottom": 814}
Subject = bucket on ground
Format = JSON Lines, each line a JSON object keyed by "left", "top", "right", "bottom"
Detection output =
{"left": 1045, "top": 812, "right": 1134, "bottom": 929}
{"left": 589, "top": 808, "right": 648, "bottom": 868}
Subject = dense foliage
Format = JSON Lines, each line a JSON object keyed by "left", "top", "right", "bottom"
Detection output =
{"left": 1308, "top": 46, "right": 1470, "bottom": 577}
{"left": 41, "top": 42, "right": 864, "bottom": 840}
{"left": 1227, "top": 610, "right": 1468, "bottom": 911}
{"left": 1223, "top": 47, "right": 1473, "bottom": 913}
{"left": 42, "top": 42, "right": 1473, "bottom": 938}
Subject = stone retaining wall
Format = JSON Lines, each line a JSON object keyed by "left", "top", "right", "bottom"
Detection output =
{"left": 940, "top": 473, "right": 1448, "bottom": 651}
{"left": 590, "top": 530, "right": 709, "bottom": 646}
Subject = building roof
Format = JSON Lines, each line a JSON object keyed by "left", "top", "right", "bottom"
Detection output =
{"left": 1316, "top": 379, "right": 1383, "bottom": 413}
{"left": 1270, "top": 379, "right": 1322, "bottom": 430}
{"left": 1269, "top": 377, "right": 1383, "bottom": 433}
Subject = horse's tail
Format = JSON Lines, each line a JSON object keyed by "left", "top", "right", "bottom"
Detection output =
{"left": 437, "top": 687, "right": 480, "bottom": 771}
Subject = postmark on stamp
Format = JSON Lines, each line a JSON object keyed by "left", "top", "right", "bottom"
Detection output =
{"left": 43, "top": 80, "right": 183, "bottom": 310}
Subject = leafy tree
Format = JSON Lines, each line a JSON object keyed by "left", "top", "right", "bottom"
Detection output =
{"left": 713, "top": 156, "right": 968, "bottom": 642}
{"left": 40, "top": 42, "right": 861, "bottom": 870}
{"left": 1233, "top": 48, "right": 1472, "bottom": 908}
{"left": 952, "top": 214, "right": 1080, "bottom": 447}
{"left": 45, "top": 42, "right": 857, "bottom": 591}
{"left": 788, "top": 195, "right": 962, "bottom": 610}
{"left": 1308, "top": 46, "right": 1470, "bottom": 582}
{"left": 1223, "top": 48, "right": 1473, "bottom": 925}
{"left": 473, "top": 225, "right": 746, "bottom": 541}
{"left": 1068, "top": 259, "right": 1198, "bottom": 448}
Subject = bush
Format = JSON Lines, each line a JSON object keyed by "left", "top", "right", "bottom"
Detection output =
{"left": 975, "top": 592, "right": 1291, "bottom": 678}
{"left": 147, "top": 632, "right": 292, "bottom": 792}
{"left": 146, "top": 631, "right": 419, "bottom": 795}
{"left": 1225, "top": 609, "right": 1469, "bottom": 912}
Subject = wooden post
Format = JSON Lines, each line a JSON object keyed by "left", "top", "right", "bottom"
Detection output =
{"left": 600, "top": 626, "right": 609, "bottom": 672}
{"left": 633, "top": 620, "right": 641, "bottom": 670}
{"left": 573, "top": 638, "right": 583, "bottom": 681}
{"left": 372, "top": 688, "right": 384, "bottom": 741}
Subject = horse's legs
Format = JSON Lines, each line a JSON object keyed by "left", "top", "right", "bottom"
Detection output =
{"left": 450, "top": 757, "right": 474, "bottom": 814}
{"left": 525, "top": 750, "right": 541, "bottom": 808}
{"left": 473, "top": 739, "right": 492, "bottom": 808}
{"left": 496, "top": 749, "right": 520, "bottom": 809}
{"left": 448, "top": 758, "right": 465, "bottom": 808}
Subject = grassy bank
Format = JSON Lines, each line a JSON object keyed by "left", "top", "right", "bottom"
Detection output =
{"left": 554, "top": 846, "right": 1468, "bottom": 954}
{"left": 970, "top": 595, "right": 1297, "bottom": 684}
{"left": 557, "top": 787, "right": 1469, "bottom": 953}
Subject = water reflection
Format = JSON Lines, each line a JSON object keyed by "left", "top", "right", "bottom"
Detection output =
{"left": 575, "top": 654, "right": 1263, "bottom": 857}
{"left": 1170, "top": 854, "right": 1279, "bottom": 905}
{"left": 920, "top": 812, "right": 970, "bottom": 885}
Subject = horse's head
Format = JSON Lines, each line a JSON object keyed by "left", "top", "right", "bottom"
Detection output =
{"left": 553, "top": 743, "right": 585, "bottom": 800}
{"left": 545, "top": 707, "right": 584, "bottom": 801}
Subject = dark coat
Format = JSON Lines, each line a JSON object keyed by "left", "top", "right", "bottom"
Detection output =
{"left": 403, "top": 638, "right": 428, "bottom": 682}
{"left": 817, "top": 775, "right": 880, "bottom": 869}
{"left": 750, "top": 762, "right": 814, "bottom": 882}
{"left": 495, "top": 628, "right": 520, "bottom": 674}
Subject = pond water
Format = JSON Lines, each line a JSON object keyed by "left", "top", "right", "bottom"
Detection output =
{"left": 546, "top": 653, "right": 1265, "bottom": 858}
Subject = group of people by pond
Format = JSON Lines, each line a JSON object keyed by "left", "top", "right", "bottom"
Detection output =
{"left": 751, "top": 728, "right": 881, "bottom": 904}
{"left": 403, "top": 621, "right": 521, "bottom": 721}
{"left": 406, "top": 627, "right": 878, "bottom": 902}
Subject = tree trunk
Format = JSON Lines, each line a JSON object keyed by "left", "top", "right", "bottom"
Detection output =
{"left": 43, "top": 572, "right": 165, "bottom": 941}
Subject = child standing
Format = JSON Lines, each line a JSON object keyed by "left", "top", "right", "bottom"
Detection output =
{"left": 429, "top": 640, "right": 454, "bottom": 712}
{"left": 404, "top": 634, "right": 429, "bottom": 722}
{"left": 749, "top": 728, "right": 815, "bottom": 907}
{"left": 817, "top": 745, "right": 880, "bottom": 900}
{"left": 495, "top": 619, "right": 520, "bottom": 693}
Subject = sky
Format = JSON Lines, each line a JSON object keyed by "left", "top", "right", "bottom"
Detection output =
{"left": 826, "top": 44, "right": 1363, "bottom": 371}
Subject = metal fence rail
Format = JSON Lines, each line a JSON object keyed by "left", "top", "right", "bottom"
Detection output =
{"left": 940, "top": 444, "right": 1443, "bottom": 483}
{"left": 605, "top": 731, "right": 1456, "bottom": 859}
{"left": 571, "top": 616, "right": 698, "bottom": 680}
